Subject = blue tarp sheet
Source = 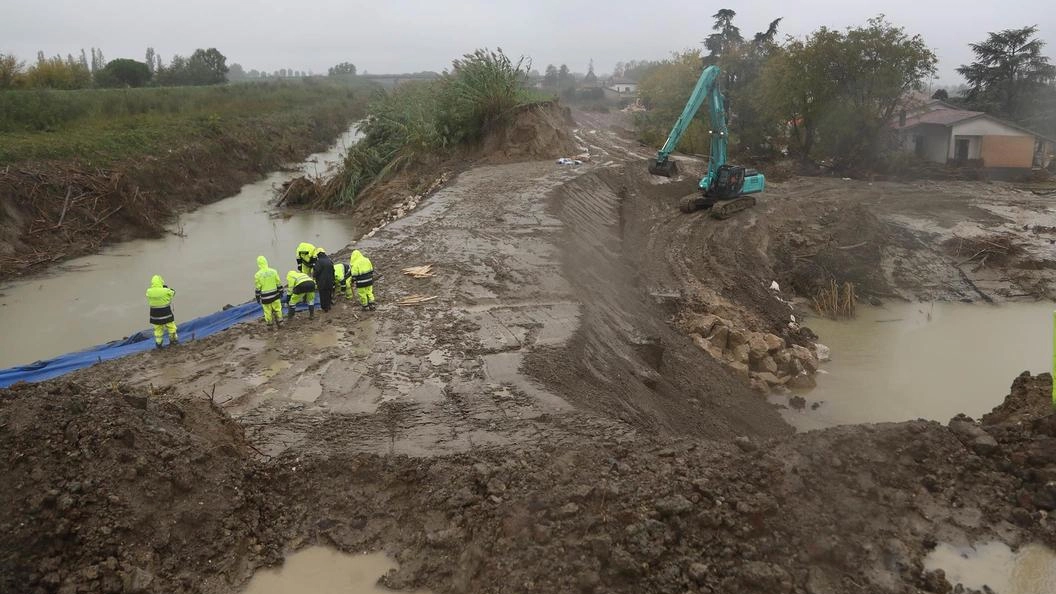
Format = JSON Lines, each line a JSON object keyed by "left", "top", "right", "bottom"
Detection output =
{"left": 0, "top": 298, "right": 317, "bottom": 388}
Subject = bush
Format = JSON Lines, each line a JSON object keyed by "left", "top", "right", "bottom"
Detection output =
{"left": 313, "top": 48, "right": 536, "bottom": 207}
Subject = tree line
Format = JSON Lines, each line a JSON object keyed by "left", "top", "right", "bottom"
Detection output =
{"left": 630, "top": 10, "right": 1055, "bottom": 169}
{"left": 0, "top": 47, "right": 230, "bottom": 90}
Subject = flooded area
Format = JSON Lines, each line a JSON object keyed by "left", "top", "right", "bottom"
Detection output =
{"left": 241, "top": 546, "right": 427, "bottom": 594}
{"left": 781, "top": 301, "right": 1053, "bottom": 431}
{"left": 924, "top": 542, "right": 1056, "bottom": 594}
{"left": 0, "top": 127, "right": 362, "bottom": 369}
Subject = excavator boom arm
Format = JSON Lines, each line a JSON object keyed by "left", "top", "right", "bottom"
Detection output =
{"left": 651, "top": 65, "right": 727, "bottom": 189}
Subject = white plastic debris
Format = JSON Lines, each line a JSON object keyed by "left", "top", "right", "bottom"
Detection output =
{"left": 815, "top": 343, "right": 831, "bottom": 362}
{"left": 556, "top": 157, "right": 583, "bottom": 166}
{"left": 790, "top": 314, "right": 797, "bottom": 323}
{"left": 769, "top": 280, "right": 780, "bottom": 291}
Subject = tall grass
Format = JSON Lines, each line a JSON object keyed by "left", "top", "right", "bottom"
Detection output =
{"left": 314, "top": 48, "right": 534, "bottom": 207}
{"left": 0, "top": 79, "right": 365, "bottom": 133}
{"left": 0, "top": 79, "right": 375, "bottom": 165}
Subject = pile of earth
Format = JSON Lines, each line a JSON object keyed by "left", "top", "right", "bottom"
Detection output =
{"left": 5, "top": 373, "right": 1056, "bottom": 594}
{"left": 478, "top": 101, "right": 579, "bottom": 164}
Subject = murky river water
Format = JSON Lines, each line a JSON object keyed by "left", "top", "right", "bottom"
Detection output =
{"left": 0, "top": 127, "right": 361, "bottom": 369}
{"left": 925, "top": 542, "right": 1056, "bottom": 594}
{"left": 781, "top": 301, "right": 1054, "bottom": 431}
{"left": 241, "top": 546, "right": 428, "bottom": 594}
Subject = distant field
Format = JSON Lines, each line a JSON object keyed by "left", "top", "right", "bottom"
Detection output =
{"left": 0, "top": 79, "right": 376, "bottom": 165}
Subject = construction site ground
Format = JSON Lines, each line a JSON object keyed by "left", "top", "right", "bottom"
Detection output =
{"left": 4, "top": 109, "right": 1056, "bottom": 594}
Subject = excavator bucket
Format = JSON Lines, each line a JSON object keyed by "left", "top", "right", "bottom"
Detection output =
{"left": 648, "top": 158, "right": 678, "bottom": 178}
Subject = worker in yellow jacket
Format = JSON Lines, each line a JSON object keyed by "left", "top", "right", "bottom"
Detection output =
{"left": 333, "top": 262, "right": 353, "bottom": 299}
{"left": 254, "top": 256, "right": 284, "bottom": 329}
{"left": 296, "top": 242, "right": 317, "bottom": 275}
{"left": 285, "top": 270, "right": 316, "bottom": 320}
{"left": 146, "top": 275, "right": 178, "bottom": 348}
{"left": 349, "top": 249, "right": 376, "bottom": 311}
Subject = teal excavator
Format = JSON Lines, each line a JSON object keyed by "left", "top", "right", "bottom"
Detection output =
{"left": 648, "top": 65, "right": 765, "bottom": 218}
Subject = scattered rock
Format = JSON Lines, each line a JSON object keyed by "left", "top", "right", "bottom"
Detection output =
{"left": 655, "top": 494, "right": 693, "bottom": 516}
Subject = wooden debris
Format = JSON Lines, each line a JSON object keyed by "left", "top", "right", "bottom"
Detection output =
{"left": 398, "top": 294, "right": 437, "bottom": 306}
{"left": 401, "top": 264, "right": 434, "bottom": 278}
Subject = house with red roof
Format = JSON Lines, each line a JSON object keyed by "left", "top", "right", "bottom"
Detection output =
{"left": 894, "top": 100, "right": 1054, "bottom": 172}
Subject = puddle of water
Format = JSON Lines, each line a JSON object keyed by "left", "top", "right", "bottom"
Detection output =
{"left": 0, "top": 127, "right": 362, "bottom": 369}
{"left": 783, "top": 302, "right": 1053, "bottom": 430}
{"left": 291, "top": 376, "right": 323, "bottom": 403}
{"left": 241, "top": 546, "right": 422, "bottom": 594}
{"left": 310, "top": 327, "right": 342, "bottom": 348}
{"left": 924, "top": 542, "right": 1056, "bottom": 594}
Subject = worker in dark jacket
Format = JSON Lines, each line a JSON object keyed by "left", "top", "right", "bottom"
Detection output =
{"left": 312, "top": 246, "right": 335, "bottom": 312}
{"left": 146, "top": 275, "right": 178, "bottom": 348}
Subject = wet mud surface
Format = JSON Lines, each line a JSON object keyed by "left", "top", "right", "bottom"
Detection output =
{"left": 5, "top": 108, "right": 1056, "bottom": 594}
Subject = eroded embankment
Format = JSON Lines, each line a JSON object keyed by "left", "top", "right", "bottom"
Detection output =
{"left": 525, "top": 168, "right": 790, "bottom": 439}
{"left": 0, "top": 105, "right": 360, "bottom": 281}
{"left": 5, "top": 373, "right": 1056, "bottom": 594}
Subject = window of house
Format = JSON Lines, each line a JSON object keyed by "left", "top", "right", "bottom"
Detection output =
{"left": 955, "top": 138, "right": 969, "bottom": 160}
{"left": 914, "top": 135, "right": 926, "bottom": 157}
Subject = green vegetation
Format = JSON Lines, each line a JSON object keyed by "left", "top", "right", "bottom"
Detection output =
{"left": 0, "top": 79, "right": 374, "bottom": 165}
{"left": 956, "top": 26, "right": 1056, "bottom": 136}
{"left": 634, "top": 11, "right": 937, "bottom": 169}
{"left": 315, "top": 48, "right": 536, "bottom": 207}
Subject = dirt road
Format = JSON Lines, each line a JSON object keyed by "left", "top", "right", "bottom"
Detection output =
{"left": 5, "top": 107, "right": 1056, "bottom": 594}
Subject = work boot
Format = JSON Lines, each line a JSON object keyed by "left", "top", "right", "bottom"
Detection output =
{"left": 368, "top": 302, "right": 376, "bottom": 311}
{"left": 288, "top": 309, "right": 296, "bottom": 320}
{"left": 155, "top": 342, "right": 162, "bottom": 350}
{"left": 308, "top": 305, "right": 315, "bottom": 320}
{"left": 171, "top": 338, "right": 179, "bottom": 345}
{"left": 361, "top": 303, "right": 369, "bottom": 311}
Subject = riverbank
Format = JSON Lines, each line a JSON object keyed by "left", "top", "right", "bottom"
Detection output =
{"left": 0, "top": 80, "right": 374, "bottom": 282}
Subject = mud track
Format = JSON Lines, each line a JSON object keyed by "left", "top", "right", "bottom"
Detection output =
{"left": 5, "top": 108, "right": 1056, "bottom": 594}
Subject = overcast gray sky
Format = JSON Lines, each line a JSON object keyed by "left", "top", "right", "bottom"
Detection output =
{"left": 2, "top": 0, "right": 1053, "bottom": 85}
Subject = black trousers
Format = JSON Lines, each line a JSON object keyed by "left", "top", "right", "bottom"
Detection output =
{"left": 315, "top": 265, "right": 335, "bottom": 311}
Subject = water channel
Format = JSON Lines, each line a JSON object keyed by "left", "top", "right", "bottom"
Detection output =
{"left": 0, "top": 126, "right": 362, "bottom": 369}
{"left": 781, "top": 301, "right": 1054, "bottom": 431}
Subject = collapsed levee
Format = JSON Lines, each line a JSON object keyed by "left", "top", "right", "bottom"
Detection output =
{"left": 523, "top": 167, "right": 792, "bottom": 439}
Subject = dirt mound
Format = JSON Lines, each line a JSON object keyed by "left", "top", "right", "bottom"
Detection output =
{"left": 479, "top": 101, "right": 579, "bottom": 164}
{"left": 0, "top": 381, "right": 266, "bottom": 594}
{"left": 779, "top": 203, "right": 897, "bottom": 300}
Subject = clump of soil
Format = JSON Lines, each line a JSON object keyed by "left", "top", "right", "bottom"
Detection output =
{"left": 780, "top": 204, "right": 896, "bottom": 299}
{"left": 0, "top": 381, "right": 266, "bottom": 594}
{"left": 479, "top": 101, "right": 579, "bottom": 163}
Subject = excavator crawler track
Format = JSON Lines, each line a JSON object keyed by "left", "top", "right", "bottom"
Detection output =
{"left": 710, "top": 195, "right": 756, "bottom": 219}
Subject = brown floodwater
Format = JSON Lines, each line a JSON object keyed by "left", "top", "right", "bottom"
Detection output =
{"left": 925, "top": 541, "right": 1056, "bottom": 594}
{"left": 240, "top": 546, "right": 428, "bottom": 594}
{"left": 779, "top": 301, "right": 1054, "bottom": 431}
{"left": 0, "top": 127, "right": 361, "bottom": 369}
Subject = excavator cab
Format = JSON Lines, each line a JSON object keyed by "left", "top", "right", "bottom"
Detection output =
{"left": 709, "top": 164, "right": 746, "bottom": 200}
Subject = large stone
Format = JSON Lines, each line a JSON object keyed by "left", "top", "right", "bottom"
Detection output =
{"left": 748, "top": 334, "right": 770, "bottom": 359}
{"left": 790, "top": 345, "right": 819, "bottom": 373}
{"left": 728, "top": 361, "right": 750, "bottom": 378}
{"left": 764, "top": 333, "right": 785, "bottom": 352}
{"left": 814, "top": 343, "right": 831, "bottom": 362}
{"left": 692, "top": 334, "right": 724, "bottom": 361}
{"left": 787, "top": 373, "right": 817, "bottom": 390}
{"left": 707, "top": 326, "right": 729, "bottom": 351}
{"left": 728, "top": 343, "right": 750, "bottom": 364}
{"left": 688, "top": 314, "right": 721, "bottom": 337}
{"left": 727, "top": 329, "right": 748, "bottom": 347}
{"left": 751, "top": 355, "right": 779, "bottom": 374}
{"left": 971, "top": 434, "right": 1000, "bottom": 456}
{"left": 752, "top": 372, "right": 789, "bottom": 387}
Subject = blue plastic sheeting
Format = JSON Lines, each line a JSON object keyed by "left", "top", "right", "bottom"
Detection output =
{"left": 0, "top": 297, "right": 317, "bottom": 388}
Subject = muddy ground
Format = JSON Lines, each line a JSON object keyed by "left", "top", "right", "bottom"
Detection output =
{"left": 4, "top": 108, "right": 1056, "bottom": 594}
